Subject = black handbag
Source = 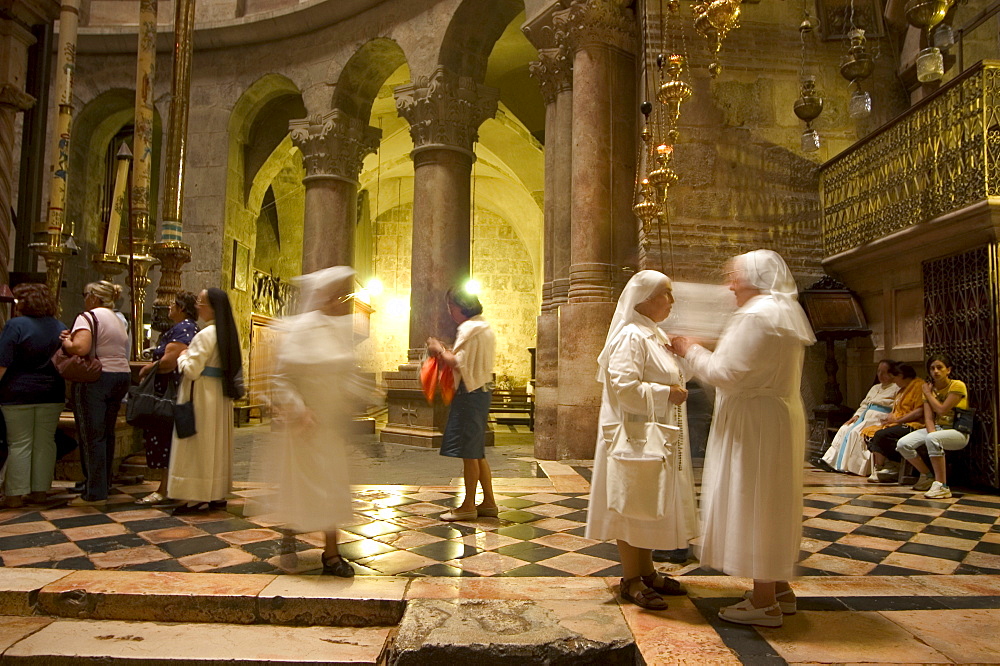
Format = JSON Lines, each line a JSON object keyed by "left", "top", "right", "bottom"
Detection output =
{"left": 126, "top": 363, "right": 178, "bottom": 429}
{"left": 175, "top": 379, "right": 197, "bottom": 439}
{"left": 953, "top": 407, "right": 976, "bottom": 436}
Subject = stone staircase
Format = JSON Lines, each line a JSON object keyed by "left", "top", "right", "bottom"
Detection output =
{"left": 0, "top": 569, "right": 639, "bottom": 665}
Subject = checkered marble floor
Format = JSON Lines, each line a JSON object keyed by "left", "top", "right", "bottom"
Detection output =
{"left": 1, "top": 468, "right": 998, "bottom": 578}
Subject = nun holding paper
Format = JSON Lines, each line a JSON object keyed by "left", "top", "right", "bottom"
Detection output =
{"left": 585, "top": 270, "right": 698, "bottom": 611}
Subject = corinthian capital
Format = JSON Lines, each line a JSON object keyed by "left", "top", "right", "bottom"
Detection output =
{"left": 0, "top": 84, "right": 36, "bottom": 112}
{"left": 529, "top": 47, "right": 572, "bottom": 105}
{"left": 553, "top": 0, "right": 637, "bottom": 54}
{"left": 289, "top": 110, "right": 381, "bottom": 179}
{"left": 394, "top": 67, "right": 499, "bottom": 154}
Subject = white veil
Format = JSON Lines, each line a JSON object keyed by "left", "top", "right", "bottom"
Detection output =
{"left": 596, "top": 270, "right": 671, "bottom": 382}
{"left": 735, "top": 250, "right": 816, "bottom": 345}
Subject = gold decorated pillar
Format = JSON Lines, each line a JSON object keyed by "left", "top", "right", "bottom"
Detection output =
{"left": 379, "top": 67, "right": 498, "bottom": 448}
{"left": 550, "top": 0, "right": 637, "bottom": 458}
{"left": 28, "top": 0, "right": 80, "bottom": 297}
{"left": 150, "top": 0, "right": 196, "bottom": 336}
{"left": 288, "top": 109, "right": 380, "bottom": 273}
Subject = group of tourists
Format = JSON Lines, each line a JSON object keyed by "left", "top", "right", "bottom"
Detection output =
{"left": 819, "top": 355, "right": 970, "bottom": 500}
{"left": 0, "top": 281, "right": 243, "bottom": 516}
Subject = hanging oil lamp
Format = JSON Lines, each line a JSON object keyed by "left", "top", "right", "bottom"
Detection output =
{"left": 905, "top": 0, "right": 953, "bottom": 82}
{"left": 794, "top": 76, "right": 823, "bottom": 153}
{"left": 657, "top": 55, "right": 693, "bottom": 143}
{"left": 840, "top": 28, "right": 874, "bottom": 118}
{"left": 693, "top": 0, "right": 741, "bottom": 77}
{"left": 633, "top": 179, "right": 661, "bottom": 235}
{"left": 646, "top": 144, "right": 679, "bottom": 202}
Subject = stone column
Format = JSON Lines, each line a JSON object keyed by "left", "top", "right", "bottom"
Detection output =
{"left": 289, "top": 110, "right": 380, "bottom": 273}
{"left": 553, "top": 0, "right": 637, "bottom": 458}
{"left": 379, "top": 67, "right": 498, "bottom": 448}
{"left": 528, "top": 45, "right": 573, "bottom": 459}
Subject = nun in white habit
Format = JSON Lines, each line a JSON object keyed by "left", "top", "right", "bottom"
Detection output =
{"left": 669, "top": 250, "right": 816, "bottom": 628}
{"left": 267, "top": 266, "right": 363, "bottom": 577}
{"left": 586, "top": 270, "right": 698, "bottom": 611}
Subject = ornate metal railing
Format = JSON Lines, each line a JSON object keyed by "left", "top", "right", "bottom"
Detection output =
{"left": 821, "top": 60, "right": 1000, "bottom": 257}
{"left": 252, "top": 270, "right": 297, "bottom": 318}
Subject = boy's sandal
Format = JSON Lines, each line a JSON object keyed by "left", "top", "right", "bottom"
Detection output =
{"left": 620, "top": 577, "right": 668, "bottom": 610}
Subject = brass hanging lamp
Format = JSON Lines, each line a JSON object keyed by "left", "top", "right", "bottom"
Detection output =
{"left": 693, "top": 0, "right": 741, "bottom": 77}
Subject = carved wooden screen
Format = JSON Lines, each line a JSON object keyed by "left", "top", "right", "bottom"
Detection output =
{"left": 922, "top": 245, "right": 1000, "bottom": 489}
{"left": 249, "top": 314, "right": 281, "bottom": 409}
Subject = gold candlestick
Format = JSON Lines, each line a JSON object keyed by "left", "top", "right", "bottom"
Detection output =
{"left": 127, "top": 253, "right": 160, "bottom": 360}
{"left": 91, "top": 253, "right": 128, "bottom": 283}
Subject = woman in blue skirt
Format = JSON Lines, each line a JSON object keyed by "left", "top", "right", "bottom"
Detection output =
{"left": 426, "top": 287, "right": 498, "bottom": 522}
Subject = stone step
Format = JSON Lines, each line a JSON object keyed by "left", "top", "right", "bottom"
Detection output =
{"left": 0, "top": 615, "right": 391, "bottom": 665}
{"left": 0, "top": 569, "right": 407, "bottom": 628}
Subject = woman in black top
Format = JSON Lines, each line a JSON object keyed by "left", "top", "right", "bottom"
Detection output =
{"left": 0, "top": 284, "right": 67, "bottom": 507}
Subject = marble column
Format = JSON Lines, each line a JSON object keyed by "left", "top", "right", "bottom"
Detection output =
{"left": 528, "top": 45, "right": 573, "bottom": 459}
{"left": 290, "top": 110, "right": 380, "bottom": 273}
{"left": 379, "top": 67, "right": 498, "bottom": 448}
{"left": 553, "top": 0, "right": 638, "bottom": 458}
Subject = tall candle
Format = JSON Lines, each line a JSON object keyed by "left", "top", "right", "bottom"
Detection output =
{"left": 104, "top": 144, "right": 132, "bottom": 255}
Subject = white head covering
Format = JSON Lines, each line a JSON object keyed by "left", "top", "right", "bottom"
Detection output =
{"left": 295, "top": 266, "right": 355, "bottom": 314}
{"left": 596, "top": 270, "right": 672, "bottom": 382}
{"left": 734, "top": 250, "right": 816, "bottom": 344}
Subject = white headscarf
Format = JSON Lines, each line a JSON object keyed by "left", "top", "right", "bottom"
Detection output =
{"left": 735, "top": 250, "right": 816, "bottom": 344}
{"left": 295, "top": 266, "right": 355, "bottom": 314}
{"left": 596, "top": 270, "right": 672, "bottom": 382}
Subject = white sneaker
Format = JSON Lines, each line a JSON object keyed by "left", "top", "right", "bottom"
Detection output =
{"left": 912, "top": 474, "right": 934, "bottom": 491}
{"left": 924, "top": 481, "right": 952, "bottom": 499}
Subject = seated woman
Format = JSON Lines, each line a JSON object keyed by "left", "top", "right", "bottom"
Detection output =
{"left": 820, "top": 359, "right": 899, "bottom": 476}
{"left": 896, "top": 354, "right": 970, "bottom": 499}
{"left": 862, "top": 363, "right": 923, "bottom": 483}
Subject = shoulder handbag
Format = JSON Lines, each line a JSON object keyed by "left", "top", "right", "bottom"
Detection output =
{"left": 953, "top": 406, "right": 976, "bottom": 436}
{"left": 605, "top": 389, "right": 681, "bottom": 521}
{"left": 174, "top": 379, "right": 197, "bottom": 439}
{"left": 126, "top": 363, "right": 178, "bottom": 429}
{"left": 51, "top": 311, "right": 102, "bottom": 383}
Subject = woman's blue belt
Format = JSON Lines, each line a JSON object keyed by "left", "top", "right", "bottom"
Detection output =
{"left": 869, "top": 404, "right": 891, "bottom": 413}
{"left": 202, "top": 366, "right": 223, "bottom": 377}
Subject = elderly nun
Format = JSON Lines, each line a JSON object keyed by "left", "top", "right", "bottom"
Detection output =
{"left": 586, "top": 270, "right": 697, "bottom": 611}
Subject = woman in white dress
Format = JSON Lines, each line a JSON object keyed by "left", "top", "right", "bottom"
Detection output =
{"left": 819, "top": 359, "right": 898, "bottom": 475}
{"left": 268, "top": 266, "right": 360, "bottom": 577}
{"left": 669, "top": 250, "right": 815, "bottom": 628}
{"left": 586, "top": 270, "right": 698, "bottom": 611}
{"left": 168, "top": 288, "right": 244, "bottom": 514}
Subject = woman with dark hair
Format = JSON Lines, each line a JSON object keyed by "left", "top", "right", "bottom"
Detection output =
{"left": 0, "top": 283, "right": 66, "bottom": 507}
{"left": 167, "top": 288, "right": 244, "bottom": 514}
{"left": 819, "top": 359, "right": 899, "bottom": 475}
{"left": 895, "top": 354, "right": 969, "bottom": 499}
{"left": 426, "top": 286, "right": 498, "bottom": 522}
{"left": 863, "top": 363, "right": 924, "bottom": 483}
{"left": 61, "top": 280, "right": 131, "bottom": 507}
{"left": 135, "top": 291, "right": 199, "bottom": 505}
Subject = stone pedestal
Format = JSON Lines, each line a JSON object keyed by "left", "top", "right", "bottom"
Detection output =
{"left": 556, "top": 300, "right": 615, "bottom": 459}
{"left": 532, "top": 311, "right": 559, "bottom": 459}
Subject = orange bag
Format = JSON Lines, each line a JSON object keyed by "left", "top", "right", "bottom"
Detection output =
{"left": 420, "top": 356, "right": 455, "bottom": 405}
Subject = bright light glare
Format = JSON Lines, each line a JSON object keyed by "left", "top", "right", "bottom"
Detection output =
{"left": 464, "top": 278, "right": 482, "bottom": 295}
{"left": 365, "top": 278, "right": 384, "bottom": 297}
{"left": 354, "top": 288, "right": 371, "bottom": 305}
{"left": 386, "top": 297, "right": 409, "bottom": 317}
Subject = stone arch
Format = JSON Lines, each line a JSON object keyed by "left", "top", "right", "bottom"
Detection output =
{"left": 224, "top": 74, "right": 306, "bottom": 354}
{"left": 438, "top": 0, "right": 524, "bottom": 81}
{"left": 63, "top": 88, "right": 163, "bottom": 317}
{"left": 331, "top": 38, "right": 408, "bottom": 121}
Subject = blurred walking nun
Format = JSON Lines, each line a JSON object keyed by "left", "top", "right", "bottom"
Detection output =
{"left": 669, "top": 250, "right": 815, "bottom": 628}
{"left": 268, "top": 266, "right": 361, "bottom": 577}
{"left": 586, "top": 270, "right": 697, "bottom": 611}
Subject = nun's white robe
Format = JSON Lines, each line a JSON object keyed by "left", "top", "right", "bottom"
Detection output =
{"left": 684, "top": 295, "right": 809, "bottom": 581}
{"left": 585, "top": 316, "right": 698, "bottom": 550}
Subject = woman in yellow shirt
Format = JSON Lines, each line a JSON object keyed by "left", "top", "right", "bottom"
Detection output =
{"left": 895, "top": 354, "right": 970, "bottom": 499}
